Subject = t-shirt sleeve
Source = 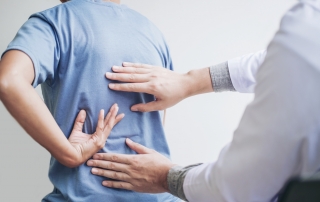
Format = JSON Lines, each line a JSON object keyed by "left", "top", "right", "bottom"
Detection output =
{"left": 1, "top": 15, "right": 60, "bottom": 88}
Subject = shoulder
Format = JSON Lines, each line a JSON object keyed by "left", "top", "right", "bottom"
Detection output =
{"left": 124, "top": 7, "right": 165, "bottom": 39}
{"left": 29, "top": 1, "right": 77, "bottom": 24}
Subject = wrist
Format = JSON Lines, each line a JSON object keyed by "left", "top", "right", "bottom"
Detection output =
{"left": 162, "top": 164, "right": 176, "bottom": 192}
{"left": 184, "top": 67, "right": 213, "bottom": 98}
{"left": 58, "top": 144, "right": 83, "bottom": 168}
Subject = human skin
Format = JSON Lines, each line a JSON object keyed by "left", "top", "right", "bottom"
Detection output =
{"left": 106, "top": 62, "right": 213, "bottom": 112}
{"left": 86, "top": 62, "right": 213, "bottom": 192}
{"left": 0, "top": 50, "right": 124, "bottom": 168}
{"left": 87, "top": 138, "right": 175, "bottom": 193}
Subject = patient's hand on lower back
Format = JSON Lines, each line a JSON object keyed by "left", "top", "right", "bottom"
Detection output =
{"left": 68, "top": 104, "right": 125, "bottom": 167}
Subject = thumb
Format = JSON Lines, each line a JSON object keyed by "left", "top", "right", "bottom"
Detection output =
{"left": 126, "top": 138, "right": 153, "bottom": 154}
{"left": 131, "top": 101, "right": 165, "bottom": 112}
{"left": 72, "top": 110, "right": 86, "bottom": 132}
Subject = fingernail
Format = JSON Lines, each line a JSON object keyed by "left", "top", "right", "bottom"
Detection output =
{"left": 87, "top": 161, "right": 93, "bottom": 166}
{"left": 112, "top": 66, "right": 119, "bottom": 70}
{"left": 93, "top": 154, "right": 100, "bottom": 159}
{"left": 126, "top": 138, "right": 133, "bottom": 144}
{"left": 123, "top": 62, "right": 129, "bottom": 66}
{"left": 92, "top": 168, "right": 98, "bottom": 174}
{"left": 106, "top": 72, "right": 112, "bottom": 78}
{"left": 109, "top": 84, "right": 115, "bottom": 89}
{"left": 103, "top": 181, "right": 109, "bottom": 186}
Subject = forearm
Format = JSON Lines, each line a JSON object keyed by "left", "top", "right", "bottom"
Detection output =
{"left": 0, "top": 77, "right": 80, "bottom": 167}
{"left": 184, "top": 62, "right": 235, "bottom": 98}
{"left": 184, "top": 67, "right": 213, "bottom": 98}
{"left": 0, "top": 51, "right": 80, "bottom": 167}
{"left": 192, "top": 50, "right": 268, "bottom": 95}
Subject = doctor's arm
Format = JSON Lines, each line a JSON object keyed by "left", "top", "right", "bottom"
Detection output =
{"left": 0, "top": 50, "right": 124, "bottom": 168}
{"left": 88, "top": 34, "right": 320, "bottom": 201}
{"left": 105, "top": 50, "right": 266, "bottom": 112}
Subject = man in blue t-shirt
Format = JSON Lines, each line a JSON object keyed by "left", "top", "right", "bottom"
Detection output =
{"left": 0, "top": 0, "right": 178, "bottom": 201}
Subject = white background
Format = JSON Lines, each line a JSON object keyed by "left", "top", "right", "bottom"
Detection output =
{"left": 0, "top": 0, "right": 296, "bottom": 201}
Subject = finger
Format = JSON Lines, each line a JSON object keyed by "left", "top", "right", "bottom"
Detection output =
{"left": 111, "top": 66, "right": 151, "bottom": 74}
{"left": 102, "top": 181, "right": 134, "bottom": 191}
{"left": 104, "top": 104, "right": 119, "bottom": 130}
{"left": 95, "top": 109, "right": 105, "bottom": 134}
{"left": 131, "top": 101, "right": 165, "bottom": 112}
{"left": 126, "top": 138, "right": 153, "bottom": 154}
{"left": 122, "top": 62, "right": 153, "bottom": 69}
{"left": 91, "top": 168, "right": 130, "bottom": 182}
{"left": 87, "top": 159, "right": 128, "bottom": 173}
{"left": 106, "top": 72, "right": 150, "bottom": 83}
{"left": 114, "top": 113, "right": 125, "bottom": 125}
{"left": 104, "top": 104, "right": 116, "bottom": 127}
{"left": 93, "top": 153, "right": 131, "bottom": 164}
{"left": 109, "top": 83, "right": 151, "bottom": 93}
{"left": 72, "top": 110, "right": 86, "bottom": 132}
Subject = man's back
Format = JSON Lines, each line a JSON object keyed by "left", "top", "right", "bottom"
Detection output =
{"left": 4, "top": 0, "right": 177, "bottom": 201}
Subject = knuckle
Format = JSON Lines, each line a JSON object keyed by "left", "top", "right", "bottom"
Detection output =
{"left": 109, "top": 162, "right": 116, "bottom": 170}
{"left": 131, "top": 158, "right": 140, "bottom": 168}
{"left": 111, "top": 155, "right": 118, "bottom": 162}
{"left": 99, "top": 170, "right": 106, "bottom": 176}
{"left": 90, "top": 161, "right": 96, "bottom": 166}
{"left": 127, "top": 83, "right": 135, "bottom": 90}
{"left": 149, "top": 82, "right": 156, "bottom": 89}
{"left": 113, "top": 172, "right": 119, "bottom": 179}
{"left": 150, "top": 73, "right": 158, "bottom": 79}
{"left": 148, "top": 83, "right": 158, "bottom": 93}
{"left": 129, "top": 74, "right": 135, "bottom": 81}
{"left": 130, "top": 157, "right": 137, "bottom": 165}
{"left": 108, "top": 181, "right": 114, "bottom": 187}
{"left": 93, "top": 137, "right": 104, "bottom": 149}
{"left": 118, "top": 183, "right": 124, "bottom": 189}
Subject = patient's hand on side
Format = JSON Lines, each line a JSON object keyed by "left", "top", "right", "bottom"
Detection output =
{"left": 0, "top": 51, "right": 124, "bottom": 168}
{"left": 68, "top": 104, "right": 125, "bottom": 166}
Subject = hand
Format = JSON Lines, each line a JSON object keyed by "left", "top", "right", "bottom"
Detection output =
{"left": 68, "top": 104, "right": 124, "bottom": 167}
{"left": 106, "top": 63, "right": 192, "bottom": 112}
{"left": 87, "top": 138, "right": 176, "bottom": 193}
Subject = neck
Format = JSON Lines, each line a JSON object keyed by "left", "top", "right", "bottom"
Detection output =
{"left": 104, "top": 0, "right": 120, "bottom": 4}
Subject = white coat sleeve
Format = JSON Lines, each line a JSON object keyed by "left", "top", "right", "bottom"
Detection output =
{"left": 228, "top": 50, "right": 267, "bottom": 93}
{"left": 183, "top": 1, "right": 320, "bottom": 201}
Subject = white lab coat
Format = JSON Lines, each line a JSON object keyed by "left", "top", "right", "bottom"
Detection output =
{"left": 183, "top": 0, "right": 320, "bottom": 201}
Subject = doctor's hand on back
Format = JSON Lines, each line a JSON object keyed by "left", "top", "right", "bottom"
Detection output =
{"left": 105, "top": 62, "right": 213, "bottom": 112}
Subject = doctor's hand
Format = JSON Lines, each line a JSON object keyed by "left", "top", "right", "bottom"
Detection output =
{"left": 68, "top": 104, "right": 124, "bottom": 167}
{"left": 87, "top": 138, "right": 176, "bottom": 193}
{"left": 106, "top": 62, "right": 213, "bottom": 112}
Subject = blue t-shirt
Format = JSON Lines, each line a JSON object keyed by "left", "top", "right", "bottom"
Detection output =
{"left": 3, "top": 0, "right": 178, "bottom": 201}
